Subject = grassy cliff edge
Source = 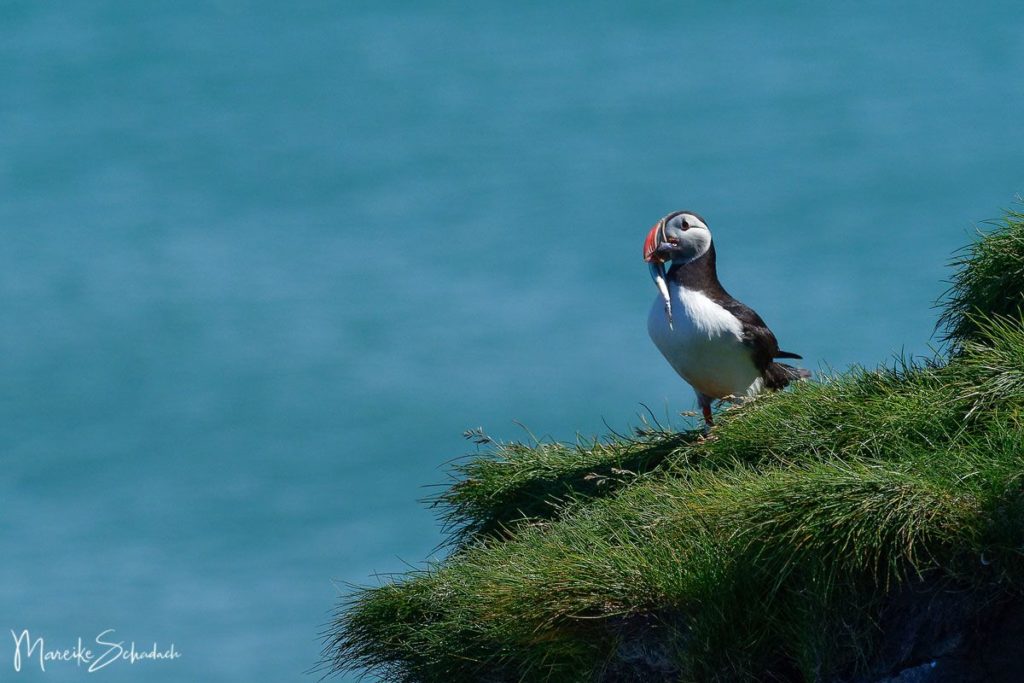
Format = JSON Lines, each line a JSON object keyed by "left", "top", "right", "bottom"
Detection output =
{"left": 324, "top": 209, "right": 1024, "bottom": 682}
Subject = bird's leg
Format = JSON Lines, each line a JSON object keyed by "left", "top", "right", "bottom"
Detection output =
{"left": 696, "top": 392, "right": 714, "bottom": 432}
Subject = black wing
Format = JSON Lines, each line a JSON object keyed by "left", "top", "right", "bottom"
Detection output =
{"left": 717, "top": 299, "right": 780, "bottom": 375}
{"left": 718, "top": 299, "right": 807, "bottom": 389}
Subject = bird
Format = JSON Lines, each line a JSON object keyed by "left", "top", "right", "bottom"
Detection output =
{"left": 642, "top": 210, "right": 809, "bottom": 427}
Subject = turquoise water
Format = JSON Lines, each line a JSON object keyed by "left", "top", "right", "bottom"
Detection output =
{"left": 2, "top": 2, "right": 1022, "bottom": 680}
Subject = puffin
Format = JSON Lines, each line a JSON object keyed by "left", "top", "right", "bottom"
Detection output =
{"left": 642, "top": 210, "right": 809, "bottom": 427}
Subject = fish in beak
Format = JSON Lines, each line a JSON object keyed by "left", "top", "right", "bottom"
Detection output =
{"left": 643, "top": 218, "right": 673, "bottom": 327}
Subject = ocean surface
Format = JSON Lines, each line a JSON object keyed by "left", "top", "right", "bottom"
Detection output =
{"left": 1, "top": 2, "right": 1022, "bottom": 680}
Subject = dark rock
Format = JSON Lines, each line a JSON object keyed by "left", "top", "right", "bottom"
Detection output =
{"left": 851, "top": 577, "right": 1024, "bottom": 683}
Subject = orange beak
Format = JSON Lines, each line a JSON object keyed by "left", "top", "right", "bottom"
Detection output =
{"left": 643, "top": 219, "right": 666, "bottom": 263}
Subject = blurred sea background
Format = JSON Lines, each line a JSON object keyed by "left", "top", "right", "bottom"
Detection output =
{"left": 1, "top": 2, "right": 1022, "bottom": 680}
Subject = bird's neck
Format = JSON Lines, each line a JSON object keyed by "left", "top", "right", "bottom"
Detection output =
{"left": 668, "top": 242, "right": 719, "bottom": 291}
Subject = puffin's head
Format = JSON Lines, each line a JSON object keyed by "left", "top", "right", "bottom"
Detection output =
{"left": 642, "top": 210, "right": 711, "bottom": 265}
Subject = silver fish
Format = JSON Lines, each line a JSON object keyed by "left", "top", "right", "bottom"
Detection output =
{"left": 649, "top": 259, "right": 672, "bottom": 327}
{"left": 642, "top": 216, "right": 673, "bottom": 328}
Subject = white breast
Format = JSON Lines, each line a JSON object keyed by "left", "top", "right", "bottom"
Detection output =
{"left": 647, "top": 284, "right": 763, "bottom": 400}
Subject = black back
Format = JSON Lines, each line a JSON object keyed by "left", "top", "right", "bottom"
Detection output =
{"left": 668, "top": 242, "right": 797, "bottom": 385}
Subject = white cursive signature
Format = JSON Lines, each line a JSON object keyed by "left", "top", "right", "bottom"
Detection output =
{"left": 11, "top": 629, "right": 181, "bottom": 673}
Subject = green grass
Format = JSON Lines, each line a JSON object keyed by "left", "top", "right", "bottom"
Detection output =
{"left": 433, "top": 424, "right": 701, "bottom": 543}
{"left": 939, "top": 207, "right": 1024, "bottom": 350}
{"left": 324, "top": 208, "right": 1024, "bottom": 682}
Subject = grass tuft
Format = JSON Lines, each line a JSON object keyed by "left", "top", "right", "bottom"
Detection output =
{"left": 938, "top": 206, "right": 1024, "bottom": 349}
{"left": 432, "top": 422, "right": 701, "bottom": 544}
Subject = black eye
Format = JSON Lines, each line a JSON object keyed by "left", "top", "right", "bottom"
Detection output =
{"left": 680, "top": 220, "right": 689, "bottom": 230}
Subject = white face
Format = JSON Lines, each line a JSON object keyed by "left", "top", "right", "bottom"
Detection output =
{"left": 663, "top": 212, "right": 712, "bottom": 263}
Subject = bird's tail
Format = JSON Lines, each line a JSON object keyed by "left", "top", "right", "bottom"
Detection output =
{"left": 764, "top": 362, "right": 812, "bottom": 390}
